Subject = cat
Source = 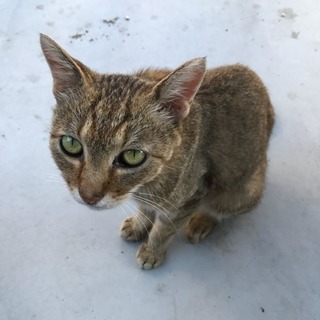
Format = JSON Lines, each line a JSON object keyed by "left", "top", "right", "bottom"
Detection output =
{"left": 40, "top": 34, "right": 274, "bottom": 269}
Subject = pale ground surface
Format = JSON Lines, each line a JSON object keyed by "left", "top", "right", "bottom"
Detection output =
{"left": 0, "top": 0, "right": 319, "bottom": 319}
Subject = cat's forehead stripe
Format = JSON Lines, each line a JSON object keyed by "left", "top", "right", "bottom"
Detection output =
{"left": 76, "top": 75, "right": 152, "bottom": 149}
{"left": 79, "top": 107, "right": 130, "bottom": 148}
{"left": 100, "top": 74, "right": 149, "bottom": 104}
{"left": 79, "top": 116, "right": 93, "bottom": 138}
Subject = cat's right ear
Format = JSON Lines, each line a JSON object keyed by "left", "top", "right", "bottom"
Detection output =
{"left": 40, "top": 34, "right": 91, "bottom": 98}
{"left": 153, "top": 57, "right": 206, "bottom": 123}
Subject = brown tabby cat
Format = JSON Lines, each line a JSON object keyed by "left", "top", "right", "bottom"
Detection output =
{"left": 40, "top": 34, "right": 274, "bottom": 269}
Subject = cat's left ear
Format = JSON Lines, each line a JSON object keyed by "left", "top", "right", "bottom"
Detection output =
{"left": 154, "top": 57, "right": 206, "bottom": 122}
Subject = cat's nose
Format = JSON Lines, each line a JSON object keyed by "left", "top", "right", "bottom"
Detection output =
{"left": 79, "top": 190, "right": 103, "bottom": 205}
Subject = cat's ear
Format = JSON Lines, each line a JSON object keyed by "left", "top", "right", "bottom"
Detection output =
{"left": 154, "top": 57, "right": 206, "bottom": 122}
{"left": 40, "top": 34, "right": 92, "bottom": 97}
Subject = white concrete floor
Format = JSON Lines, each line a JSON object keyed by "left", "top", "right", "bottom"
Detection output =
{"left": 0, "top": 0, "right": 319, "bottom": 319}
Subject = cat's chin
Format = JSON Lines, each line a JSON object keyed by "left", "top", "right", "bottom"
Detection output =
{"left": 84, "top": 203, "right": 117, "bottom": 211}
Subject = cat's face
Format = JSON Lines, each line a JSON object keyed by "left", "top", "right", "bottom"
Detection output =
{"left": 49, "top": 75, "right": 181, "bottom": 209}
{"left": 41, "top": 34, "right": 205, "bottom": 209}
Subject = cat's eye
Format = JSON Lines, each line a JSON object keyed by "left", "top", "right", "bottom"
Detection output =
{"left": 117, "top": 150, "right": 146, "bottom": 168}
{"left": 60, "top": 136, "right": 83, "bottom": 157}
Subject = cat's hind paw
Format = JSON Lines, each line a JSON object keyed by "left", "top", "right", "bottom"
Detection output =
{"left": 136, "top": 243, "right": 166, "bottom": 269}
{"left": 186, "top": 213, "right": 217, "bottom": 244}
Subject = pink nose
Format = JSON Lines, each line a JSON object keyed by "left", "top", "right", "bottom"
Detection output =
{"left": 79, "top": 190, "right": 103, "bottom": 205}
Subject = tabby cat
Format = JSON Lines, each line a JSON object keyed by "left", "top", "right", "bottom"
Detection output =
{"left": 40, "top": 34, "right": 274, "bottom": 269}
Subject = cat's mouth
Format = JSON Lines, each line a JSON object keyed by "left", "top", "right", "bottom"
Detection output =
{"left": 70, "top": 188, "right": 126, "bottom": 210}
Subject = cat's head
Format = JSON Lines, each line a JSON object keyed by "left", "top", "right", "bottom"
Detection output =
{"left": 40, "top": 34, "right": 206, "bottom": 209}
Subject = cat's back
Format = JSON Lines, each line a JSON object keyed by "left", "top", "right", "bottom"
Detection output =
{"left": 199, "top": 64, "right": 270, "bottom": 104}
{"left": 196, "top": 64, "right": 274, "bottom": 136}
{"left": 136, "top": 63, "right": 274, "bottom": 143}
{"left": 192, "top": 64, "right": 274, "bottom": 187}
{"left": 138, "top": 63, "right": 273, "bottom": 126}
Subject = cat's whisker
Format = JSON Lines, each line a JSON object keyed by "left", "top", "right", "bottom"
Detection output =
{"left": 131, "top": 192, "right": 179, "bottom": 216}
{"left": 43, "top": 172, "right": 63, "bottom": 184}
{"left": 124, "top": 202, "right": 150, "bottom": 234}
{"left": 134, "top": 192, "right": 180, "bottom": 214}
{"left": 44, "top": 172, "right": 60, "bottom": 176}
{"left": 124, "top": 201, "right": 162, "bottom": 246}
{"left": 126, "top": 204, "right": 152, "bottom": 244}
{"left": 133, "top": 197, "right": 181, "bottom": 245}
{"left": 131, "top": 195, "right": 181, "bottom": 242}
{"left": 122, "top": 203, "right": 156, "bottom": 249}
{"left": 162, "top": 164, "right": 180, "bottom": 171}
{"left": 131, "top": 195, "right": 175, "bottom": 224}
{"left": 58, "top": 187, "right": 73, "bottom": 196}
{"left": 46, "top": 178, "right": 63, "bottom": 184}
{"left": 119, "top": 205, "right": 139, "bottom": 241}
{"left": 119, "top": 205, "right": 131, "bottom": 222}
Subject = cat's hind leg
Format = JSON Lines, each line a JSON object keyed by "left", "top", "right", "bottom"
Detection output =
{"left": 210, "top": 157, "right": 267, "bottom": 218}
{"left": 186, "top": 157, "right": 267, "bottom": 243}
{"left": 186, "top": 213, "right": 218, "bottom": 244}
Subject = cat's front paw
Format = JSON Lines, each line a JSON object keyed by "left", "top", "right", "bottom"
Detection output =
{"left": 120, "top": 216, "right": 147, "bottom": 241}
{"left": 136, "top": 243, "right": 166, "bottom": 269}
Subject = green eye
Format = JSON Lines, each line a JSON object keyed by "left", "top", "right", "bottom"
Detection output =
{"left": 60, "top": 136, "right": 83, "bottom": 157}
{"left": 118, "top": 150, "right": 146, "bottom": 168}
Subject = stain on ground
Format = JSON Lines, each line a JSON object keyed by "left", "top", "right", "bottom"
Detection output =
{"left": 103, "top": 17, "right": 119, "bottom": 25}
{"left": 26, "top": 74, "right": 40, "bottom": 83}
{"left": 279, "top": 8, "right": 297, "bottom": 20}
{"left": 287, "top": 92, "right": 297, "bottom": 100}
{"left": 156, "top": 283, "right": 166, "bottom": 293}
{"left": 69, "top": 18, "right": 130, "bottom": 42}
{"left": 70, "top": 30, "right": 88, "bottom": 40}
{"left": 291, "top": 31, "right": 300, "bottom": 39}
